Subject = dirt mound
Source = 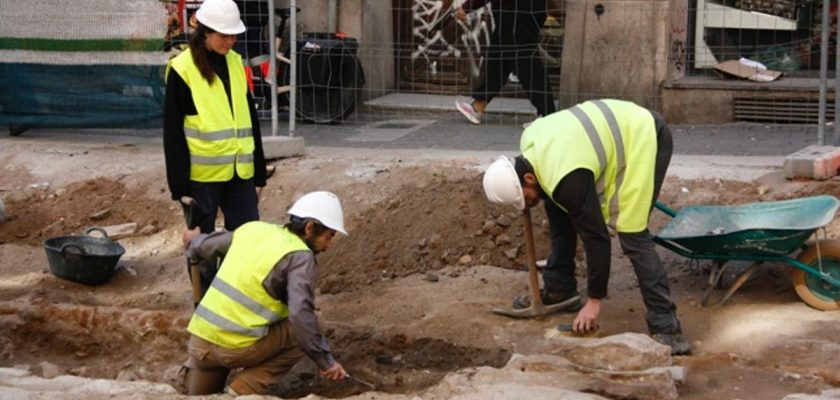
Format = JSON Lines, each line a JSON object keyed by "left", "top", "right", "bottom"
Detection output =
{"left": 0, "top": 179, "right": 178, "bottom": 246}
{"left": 323, "top": 173, "right": 840, "bottom": 295}
{"left": 320, "top": 175, "right": 558, "bottom": 294}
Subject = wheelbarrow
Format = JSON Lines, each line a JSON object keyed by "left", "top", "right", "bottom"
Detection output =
{"left": 653, "top": 195, "right": 840, "bottom": 311}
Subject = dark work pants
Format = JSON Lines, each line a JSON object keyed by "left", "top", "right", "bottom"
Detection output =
{"left": 187, "top": 175, "right": 260, "bottom": 234}
{"left": 542, "top": 112, "right": 681, "bottom": 334}
{"left": 472, "top": 13, "right": 556, "bottom": 117}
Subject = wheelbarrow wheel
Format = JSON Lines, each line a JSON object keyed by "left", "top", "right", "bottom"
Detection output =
{"left": 793, "top": 240, "right": 840, "bottom": 311}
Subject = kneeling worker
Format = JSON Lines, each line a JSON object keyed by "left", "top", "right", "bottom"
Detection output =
{"left": 482, "top": 99, "right": 691, "bottom": 355}
{"left": 182, "top": 191, "right": 349, "bottom": 395}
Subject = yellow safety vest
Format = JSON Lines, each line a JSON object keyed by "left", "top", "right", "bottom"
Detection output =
{"left": 167, "top": 49, "right": 255, "bottom": 182}
{"left": 187, "top": 222, "right": 310, "bottom": 348}
{"left": 521, "top": 99, "right": 658, "bottom": 233}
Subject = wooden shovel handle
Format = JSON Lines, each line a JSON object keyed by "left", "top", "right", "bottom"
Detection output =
{"left": 522, "top": 208, "right": 544, "bottom": 308}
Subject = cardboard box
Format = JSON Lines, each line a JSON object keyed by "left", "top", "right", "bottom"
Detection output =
{"left": 713, "top": 59, "right": 782, "bottom": 82}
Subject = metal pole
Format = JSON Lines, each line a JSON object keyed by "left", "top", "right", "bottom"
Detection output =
{"left": 835, "top": 20, "right": 840, "bottom": 146}
{"left": 818, "top": 0, "right": 829, "bottom": 145}
{"left": 268, "top": 0, "right": 278, "bottom": 136}
{"left": 328, "top": 0, "right": 338, "bottom": 33}
{"left": 289, "top": 0, "right": 297, "bottom": 137}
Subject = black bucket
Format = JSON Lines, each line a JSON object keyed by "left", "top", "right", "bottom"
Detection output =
{"left": 43, "top": 227, "right": 125, "bottom": 285}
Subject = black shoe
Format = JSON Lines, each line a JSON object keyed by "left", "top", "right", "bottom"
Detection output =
{"left": 512, "top": 290, "right": 583, "bottom": 311}
{"left": 651, "top": 333, "right": 692, "bottom": 355}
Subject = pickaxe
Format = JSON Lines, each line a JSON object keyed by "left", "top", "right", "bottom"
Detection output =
{"left": 492, "top": 208, "right": 581, "bottom": 318}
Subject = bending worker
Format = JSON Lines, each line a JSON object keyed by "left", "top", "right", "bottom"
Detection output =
{"left": 482, "top": 99, "right": 691, "bottom": 355}
{"left": 182, "top": 191, "right": 348, "bottom": 395}
{"left": 164, "top": 0, "right": 267, "bottom": 234}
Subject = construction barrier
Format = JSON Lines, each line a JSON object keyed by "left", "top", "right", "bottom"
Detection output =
{"left": 0, "top": 0, "right": 170, "bottom": 129}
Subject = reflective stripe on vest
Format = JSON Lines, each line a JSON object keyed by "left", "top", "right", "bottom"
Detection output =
{"left": 194, "top": 304, "right": 268, "bottom": 338}
{"left": 187, "top": 222, "right": 310, "bottom": 349}
{"left": 568, "top": 100, "right": 627, "bottom": 227}
{"left": 520, "top": 99, "right": 656, "bottom": 232}
{"left": 168, "top": 49, "right": 255, "bottom": 183}
{"left": 191, "top": 153, "right": 254, "bottom": 165}
{"left": 184, "top": 127, "right": 253, "bottom": 141}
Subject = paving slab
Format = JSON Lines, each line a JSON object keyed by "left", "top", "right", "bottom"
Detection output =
{"left": 783, "top": 145, "right": 840, "bottom": 180}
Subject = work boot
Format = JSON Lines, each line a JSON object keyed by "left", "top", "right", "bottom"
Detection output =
{"left": 651, "top": 333, "right": 692, "bottom": 356}
{"left": 512, "top": 290, "right": 582, "bottom": 312}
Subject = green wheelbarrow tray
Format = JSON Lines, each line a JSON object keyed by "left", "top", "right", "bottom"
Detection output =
{"left": 653, "top": 195, "right": 840, "bottom": 310}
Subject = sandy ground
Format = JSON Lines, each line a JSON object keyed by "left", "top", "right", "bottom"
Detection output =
{"left": 0, "top": 135, "right": 839, "bottom": 399}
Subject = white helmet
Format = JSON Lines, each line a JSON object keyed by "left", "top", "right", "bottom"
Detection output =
{"left": 483, "top": 156, "right": 525, "bottom": 210}
{"left": 287, "top": 191, "right": 348, "bottom": 235}
{"left": 196, "top": 0, "right": 246, "bottom": 35}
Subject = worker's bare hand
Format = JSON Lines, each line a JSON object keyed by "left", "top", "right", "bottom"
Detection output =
{"left": 572, "top": 298, "right": 602, "bottom": 334}
{"left": 320, "top": 362, "right": 347, "bottom": 381}
{"left": 455, "top": 8, "right": 467, "bottom": 21}
{"left": 182, "top": 227, "right": 200, "bottom": 249}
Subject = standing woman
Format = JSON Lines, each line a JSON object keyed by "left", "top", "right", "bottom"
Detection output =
{"left": 164, "top": 0, "right": 267, "bottom": 234}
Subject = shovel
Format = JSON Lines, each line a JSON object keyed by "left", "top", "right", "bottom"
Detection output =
{"left": 492, "top": 208, "right": 581, "bottom": 318}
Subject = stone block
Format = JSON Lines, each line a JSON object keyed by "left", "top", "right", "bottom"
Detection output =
{"left": 558, "top": 332, "right": 672, "bottom": 372}
{"left": 783, "top": 145, "right": 840, "bottom": 180}
{"left": 261, "top": 135, "right": 305, "bottom": 160}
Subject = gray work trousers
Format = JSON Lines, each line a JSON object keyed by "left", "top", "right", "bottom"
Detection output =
{"left": 542, "top": 111, "right": 682, "bottom": 334}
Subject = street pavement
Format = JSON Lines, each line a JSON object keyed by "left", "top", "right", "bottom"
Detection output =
{"left": 5, "top": 107, "right": 829, "bottom": 157}
{"left": 265, "top": 110, "right": 822, "bottom": 156}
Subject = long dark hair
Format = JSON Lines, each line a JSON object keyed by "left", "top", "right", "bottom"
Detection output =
{"left": 188, "top": 23, "right": 216, "bottom": 84}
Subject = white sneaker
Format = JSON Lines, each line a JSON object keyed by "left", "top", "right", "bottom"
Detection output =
{"left": 455, "top": 96, "right": 483, "bottom": 125}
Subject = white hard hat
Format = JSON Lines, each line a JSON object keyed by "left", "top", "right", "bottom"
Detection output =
{"left": 196, "top": 0, "right": 246, "bottom": 35}
{"left": 483, "top": 156, "right": 525, "bottom": 210}
{"left": 288, "top": 191, "right": 348, "bottom": 235}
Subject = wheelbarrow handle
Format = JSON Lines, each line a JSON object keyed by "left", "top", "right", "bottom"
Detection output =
{"left": 60, "top": 243, "right": 87, "bottom": 256}
{"left": 654, "top": 201, "right": 678, "bottom": 218}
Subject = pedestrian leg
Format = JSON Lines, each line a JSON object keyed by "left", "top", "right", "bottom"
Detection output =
{"left": 513, "top": 44, "right": 555, "bottom": 117}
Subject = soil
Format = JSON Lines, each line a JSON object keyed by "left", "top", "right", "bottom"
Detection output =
{"left": 0, "top": 137, "right": 839, "bottom": 399}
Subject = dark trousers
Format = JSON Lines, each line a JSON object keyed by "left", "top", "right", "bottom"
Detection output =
{"left": 472, "top": 12, "right": 556, "bottom": 117}
{"left": 186, "top": 175, "right": 260, "bottom": 234}
{"left": 542, "top": 113, "right": 681, "bottom": 334}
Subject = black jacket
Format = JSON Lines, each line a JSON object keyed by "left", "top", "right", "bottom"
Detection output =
{"left": 163, "top": 51, "right": 267, "bottom": 201}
